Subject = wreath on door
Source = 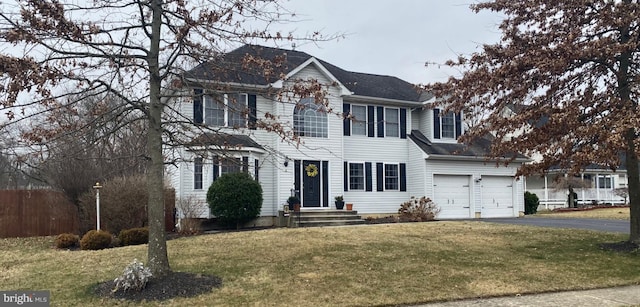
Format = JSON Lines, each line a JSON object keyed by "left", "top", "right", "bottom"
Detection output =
{"left": 305, "top": 164, "right": 318, "bottom": 177}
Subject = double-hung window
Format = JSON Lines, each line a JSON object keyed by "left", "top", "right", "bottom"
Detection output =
{"left": 194, "top": 157, "right": 203, "bottom": 190}
{"left": 384, "top": 163, "right": 399, "bottom": 190}
{"left": 598, "top": 175, "right": 613, "bottom": 189}
{"left": 385, "top": 108, "right": 399, "bottom": 137}
{"left": 351, "top": 105, "right": 367, "bottom": 136}
{"left": 349, "top": 163, "right": 365, "bottom": 190}
{"left": 204, "top": 93, "right": 248, "bottom": 127}
{"left": 434, "top": 109, "right": 462, "bottom": 140}
{"left": 220, "top": 157, "right": 242, "bottom": 175}
{"left": 441, "top": 112, "right": 456, "bottom": 139}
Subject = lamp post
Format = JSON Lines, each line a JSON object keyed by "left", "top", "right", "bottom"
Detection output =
{"left": 92, "top": 182, "right": 102, "bottom": 230}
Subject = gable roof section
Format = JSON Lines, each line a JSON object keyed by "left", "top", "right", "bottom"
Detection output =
{"left": 409, "top": 130, "right": 528, "bottom": 161}
{"left": 185, "top": 45, "right": 424, "bottom": 102}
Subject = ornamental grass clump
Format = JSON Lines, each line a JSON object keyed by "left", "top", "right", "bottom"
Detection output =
{"left": 398, "top": 196, "right": 440, "bottom": 222}
{"left": 113, "top": 259, "right": 152, "bottom": 293}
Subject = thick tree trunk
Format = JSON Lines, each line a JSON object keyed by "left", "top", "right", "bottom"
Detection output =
{"left": 625, "top": 129, "right": 640, "bottom": 244}
{"left": 146, "top": 0, "right": 171, "bottom": 277}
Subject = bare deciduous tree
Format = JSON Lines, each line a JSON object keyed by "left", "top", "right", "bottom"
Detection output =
{"left": 0, "top": 0, "right": 332, "bottom": 277}
{"left": 426, "top": 1, "right": 640, "bottom": 243}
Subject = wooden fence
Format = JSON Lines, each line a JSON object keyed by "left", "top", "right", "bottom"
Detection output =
{"left": 0, "top": 190, "right": 79, "bottom": 238}
{"left": 0, "top": 189, "right": 176, "bottom": 238}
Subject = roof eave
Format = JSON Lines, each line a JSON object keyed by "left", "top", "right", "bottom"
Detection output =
{"left": 345, "top": 94, "right": 425, "bottom": 107}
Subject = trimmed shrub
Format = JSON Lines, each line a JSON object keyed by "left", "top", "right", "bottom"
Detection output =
{"left": 398, "top": 196, "right": 440, "bottom": 222}
{"left": 524, "top": 191, "right": 540, "bottom": 215}
{"left": 55, "top": 233, "right": 80, "bottom": 249}
{"left": 118, "top": 227, "right": 149, "bottom": 246}
{"left": 207, "top": 172, "right": 263, "bottom": 229}
{"left": 80, "top": 230, "right": 112, "bottom": 250}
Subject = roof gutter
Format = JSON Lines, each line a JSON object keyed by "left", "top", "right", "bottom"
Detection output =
{"left": 184, "top": 77, "right": 273, "bottom": 91}
{"left": 345, "top": 94, "right": 426, "bottom": 107}
{"left": 426, "top": 154, "right": 530, "bottom": 163}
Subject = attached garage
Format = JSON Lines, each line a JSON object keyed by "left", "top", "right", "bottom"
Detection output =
{"left": 481, "top": 176, "right": 516, "bottom": 218}
{"left": 433, "top": 175, "right": 473, "bottom": 219}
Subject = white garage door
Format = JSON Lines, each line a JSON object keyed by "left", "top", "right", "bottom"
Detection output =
{"left": 433, "top": 175, "right": 472, "bottom": 219}
{"left": 481, "top": 176, "right": 516, "bottom": 218}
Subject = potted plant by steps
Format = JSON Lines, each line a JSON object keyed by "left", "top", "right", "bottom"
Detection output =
{"left": 334, "top": 195, "right": 345, "bottom": 210}
{"left": 287, "top": 196, "right": 301, "bottom": 212}
{"left": 346, "top": 203, "right": 353, "bottom": 211}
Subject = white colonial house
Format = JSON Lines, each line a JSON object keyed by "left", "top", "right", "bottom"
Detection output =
{"left": 167, "top": 45, "right": 528, "bottom": 225}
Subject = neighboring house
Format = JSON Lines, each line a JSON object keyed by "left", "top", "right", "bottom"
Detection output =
{"left": 168, "top": 45, "right": 527, "bottom": 225}
{"left": 500, "top": 104, "right": 628, "bottom": 209}
{"left": 526, "top": 165, "right": 628, "bottom": 210}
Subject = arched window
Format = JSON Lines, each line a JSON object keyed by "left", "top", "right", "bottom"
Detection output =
{"left": 293, "top": 97, "right": 328, "bottom": 138}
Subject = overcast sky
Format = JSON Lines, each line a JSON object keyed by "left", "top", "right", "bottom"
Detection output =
{"left": 266, "top": 0, "right": 504, "bottom": 85}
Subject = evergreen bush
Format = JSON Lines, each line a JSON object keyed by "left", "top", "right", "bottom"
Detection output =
{"left": 207, "top": 172, "right": 263, "bottom": 229}
{"left": 80, "top": 230, "right": 112, "bottom": 250}
{"left": 524, "top": 191, "right": 540, "bottom": 215}
{"left": 55, "top": 233, "right": 80, "bottom": 249}
{"left": 118, "top": 227, "right": 149, "bottom": 246}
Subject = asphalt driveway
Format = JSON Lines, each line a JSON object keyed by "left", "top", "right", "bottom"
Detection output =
{"left": 483, "top": 217, "right": 629, "bottom": 234}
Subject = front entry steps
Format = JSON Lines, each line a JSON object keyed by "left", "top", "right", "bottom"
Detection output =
{"left": 288, "top": 209, "right": 366, "bottom": 227}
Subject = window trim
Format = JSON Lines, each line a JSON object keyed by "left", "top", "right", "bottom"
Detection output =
{"left": 203, "top": 92, "right": 249, "bottom": 128}
{"left": 385, "top": 107, "right": 400, "bottom": 138}
{"left": 194, "top": 157, "right": 203, "bottom": 190}
{"left": 434, "top": 108, "right": 462, "bottom": 140}
{"left": 383, "top": 163, "right": 400, "bottom": 191}
{"left": 348, "top": 162, "right": 366, "bottom": 191}
{"left": 293, "top": 97, "right": 328, "bottom": 138}
{"left": 350, "top": 105, "right": 368, "bottom": 136}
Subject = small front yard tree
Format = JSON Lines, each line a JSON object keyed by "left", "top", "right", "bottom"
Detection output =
{"left": 426, "top": 1, "right": 640, "bottom": 244}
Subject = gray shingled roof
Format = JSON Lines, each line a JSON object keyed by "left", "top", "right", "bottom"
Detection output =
{"left": 409, "top": 130, "right": 528, "bottom": 160}
{"left": 185, "top": 45, "right": 424, "bottom": 102}
{"left": 187, "top": 133, "right": 264, "bottom": 150}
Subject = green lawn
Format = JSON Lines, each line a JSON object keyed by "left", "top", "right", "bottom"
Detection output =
{"left": 1, "top": 221, "right": 639, "bottom": 306}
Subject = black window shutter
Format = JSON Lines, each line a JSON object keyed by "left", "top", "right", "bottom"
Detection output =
{"left": 365, "top": 162, "right": 372, "bottom": 192}
{"left": 376, "top": 162, "right": 384, "bottom": 191}
{"left": 248, "top": 94, "right": 257, "bottom": 130}
{"left": 400, "top": 108, "right": 407, "bottom": 139}
{"left": 254, "top": 159, "right": 259, "bottom": 181}
{"left": 212, "top": 156, "right": 219, "bottom": 181}
{"left": 322, "top": 161, "right": 329, "bottom": 207}
{"left": 400, "top": 163, "right": 407, "bottom": 192}
{"left": 343, "top": 103, "right": 351, "bottom": 136}
{"left": 294, "top": 160, "right": 301, "bottom": 198}
{"left": 455, "top": 112, "right": 462, "bottom": 139}
{"left": 377, "top": 107, "right": 384, "bottom": 137}
{"left": 367, "top": 105, "right": 375, "bottom": 137}
{"left": 242, "top": 156, "right": 249, "bottom": 173}
{"left": 194, "top": 88, "right": 203, "bottom": 124}
{"left": 343, "top": 161, "right": 349, "bottom": 192}
{"left": 433, "top": 109, "right": 441, "bottom": 139}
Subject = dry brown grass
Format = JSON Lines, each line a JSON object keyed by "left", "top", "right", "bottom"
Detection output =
{"left": 534, "top": 207, "right": 630, "bottom": 220}
{"left": 1, "top": 222, "right": 639, "bottom": 306}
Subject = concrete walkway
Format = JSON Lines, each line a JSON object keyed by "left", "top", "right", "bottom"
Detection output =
{"left": 416, "top": 285, "right": 640, "bottom": 306}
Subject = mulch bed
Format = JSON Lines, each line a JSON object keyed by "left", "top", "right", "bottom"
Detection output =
{"left": 93, "top": 271, "right": 222, "bottom": 302}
